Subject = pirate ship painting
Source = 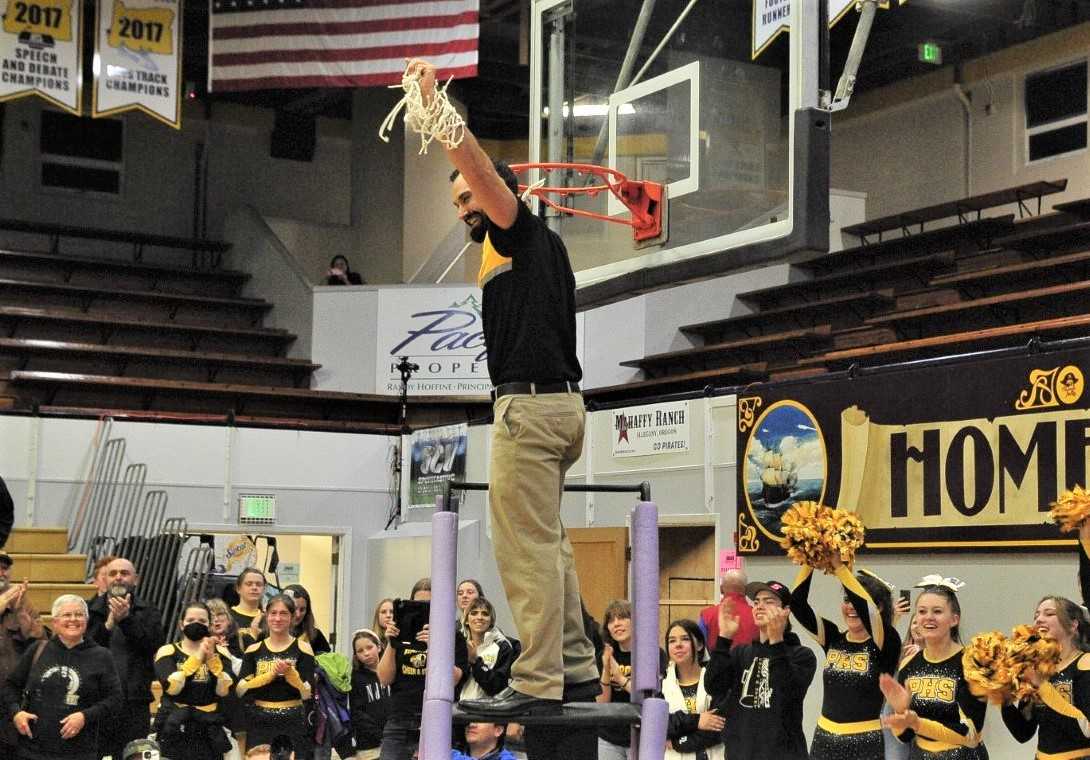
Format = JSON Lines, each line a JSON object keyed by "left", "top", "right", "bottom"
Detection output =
{"left": 743, "top": 401, "right": 827, "bottom": 536}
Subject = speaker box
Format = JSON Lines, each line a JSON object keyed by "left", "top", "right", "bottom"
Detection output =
{"left": 270, "top": 111, "right": 316, "bottom": 162}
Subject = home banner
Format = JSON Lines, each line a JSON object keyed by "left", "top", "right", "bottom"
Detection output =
{"left": 93, "top": 0, "right": 181, "bottom": 128}
{"left": 0, "top": 0, "right": 82, "bottom": 113}
{"left": 752, "top": 0, "right": 903, "bottom": 59}
{"left": 737, "top": 345, "right": 1090, "bottom": 555}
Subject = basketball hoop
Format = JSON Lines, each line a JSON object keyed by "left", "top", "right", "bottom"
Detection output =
{"left": 509, "top": 162, "right": 667, "bottom": 247}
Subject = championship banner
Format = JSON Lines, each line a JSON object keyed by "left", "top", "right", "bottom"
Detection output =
{"left": 375, "top": 287, "right": 491, "bottom": 396}
{"left": 752, "top": 0, "right": 904, "bottom": 59}
{"left": 0, "top": 0, "right": 81, "bottom": 113}
{"left": 93, "top": 0, "right": 181, "bottom": 128}
{"left": 736, "top": 344, "right": 1090, "bottom": 555}
{"left": 408, "top": 423, "right": 468, "bottom": 510}
{"left": 612, "top": 400, "right": 691, "bottom": 458}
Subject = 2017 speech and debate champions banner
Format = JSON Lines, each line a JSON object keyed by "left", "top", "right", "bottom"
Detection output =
{"left": 0, "top": 0, "right": 82, "bottom": 113}
{"left": 736, "top": 345, "right": 1090, "bottom": 555}
{"left": 93, "top": 0, "right": 182, "bottom": 128}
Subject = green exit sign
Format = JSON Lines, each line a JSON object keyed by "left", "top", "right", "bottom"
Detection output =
{"left": 918, "top": 42, "right": 942, "bottom": 65}
{"left": 239, "top": 493, "right": 276, "bottom": 524}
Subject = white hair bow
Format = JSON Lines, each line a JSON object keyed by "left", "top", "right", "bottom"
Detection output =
{"left": 914, "top": 574, "right": 966, "bottom": 592}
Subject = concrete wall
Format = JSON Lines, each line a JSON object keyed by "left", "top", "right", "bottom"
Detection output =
{"left": 831, "top": 22, "right": 1090, "bottom": 222}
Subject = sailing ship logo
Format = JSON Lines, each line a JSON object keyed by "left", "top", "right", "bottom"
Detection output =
{"left": 743, "top": 400, "right": 827, "bottom": 538}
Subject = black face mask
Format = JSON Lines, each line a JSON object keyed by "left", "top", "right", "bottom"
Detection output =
{"left": 182, "top": 622, "right": 210, "bottom": 641}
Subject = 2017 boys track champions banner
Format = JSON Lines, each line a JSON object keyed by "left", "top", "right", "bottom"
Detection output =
{"left": 736, "top": 344, "right": 1090, "bottom": 555}
{"left": 93, "top": 0, "right": 183, "bottom": 128}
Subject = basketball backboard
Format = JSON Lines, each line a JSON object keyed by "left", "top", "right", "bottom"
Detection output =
{"left": 530, "top": 0, "right": 829, "bottom": 305}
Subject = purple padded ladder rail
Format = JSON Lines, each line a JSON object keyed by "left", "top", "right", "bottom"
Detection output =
{"left": 420, "top": 482, "right": 668, "bottom": 760}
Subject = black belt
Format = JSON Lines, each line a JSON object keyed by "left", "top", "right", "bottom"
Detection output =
{"left": 491, "top": 381, "right": 580, "bottom": 401}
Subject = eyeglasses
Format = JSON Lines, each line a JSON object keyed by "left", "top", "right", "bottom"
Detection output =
{"left": 55, "top": 612, "right": 87, "bottom": 621}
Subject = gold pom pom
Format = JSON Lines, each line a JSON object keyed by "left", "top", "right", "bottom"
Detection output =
{"left": 962, "top": 631, "right": 1012, "bottom": 704}
{"left": 778, "top": 502, "right": 866, "bottom": 572}
{"left": 1007, "top": 624, "right": 1061, "bottom": 702}
{"left": 963, "top": 626, "right": 1063, "bottom": 704}
{"left": 1050, "top": 485, "right": 1090, "bottom": 533}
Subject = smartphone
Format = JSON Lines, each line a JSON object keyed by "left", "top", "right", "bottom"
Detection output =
{"left": 899, "top": 589, "right": 912, "bottom": 605}
{"left": 392, "top": 598, "right": 430, "bottom": 648}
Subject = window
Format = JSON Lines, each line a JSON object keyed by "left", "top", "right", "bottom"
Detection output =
{"left": 39, "top": 111, "right": 123, "bottom": 194}
{"left": 1025, "top": 61, "right": 1088, "bottom": 163}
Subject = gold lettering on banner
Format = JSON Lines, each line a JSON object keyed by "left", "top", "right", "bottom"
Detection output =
{"left": 2, "top": 0, "right": 73, "bottom": 40}
{"left": 738, "top": 397, "right": 762, "bottom": 433}
{"left": 1015, "top": 366, "right": 1085, "bottom": 411}
{"left": 836, "top": 405, "right": 1090, "bottom": 530}
{"left": 737, "top": 512, "right": 760, "bottom": 552}
{"left": 108, "top": 0, "right": 174, "bottom": 55}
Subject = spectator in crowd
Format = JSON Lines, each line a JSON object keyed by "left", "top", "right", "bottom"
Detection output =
{"left": 231, "top": 568, "right": 267, "bottom": 651}
{"left": 87, "top": 557, "right": 164, "bottom": 759}
{"left": 284, "top": 584, "right": 331, "bottom": 654}
{"left": 0, "top": 551, "right": 45, "bottom": 756}
{"left": 350, "top": 628, "right": 389, "bottom": 760}
{"left": 237, "top": 593, "right": 315, "bottom": 757}
{"left": 325, "top": 256, "right": 364, "bottom": 286}
{"left": 377, "top": 577, "right": 468, "bottom": 760}
{"left": 662, "top": 619, "right": 725, "bottom": 760}
{"left": 457, "top": 580, "right": 483, "bottom": 623}
{"left": 699, "top": 569, "right": 758, "bottom": 652}
{"left": 5, "top": 594, "right": 122, "bottom": 760}
{"left": 453, "top": 722, "right": 515, "bottom": 760}
{"left": 90, "top": 555, "right": 118, "bottom": 598}
{"left": 705, "top": 580, "right": 817, "bottom": 760}
{"left": 206, "top": 596, "right": 247, "bottom": 755}
{"left": 372, "top": 599, "right": 394, "bottom": 651}
{"left": 597, "top": 600, "right": 640, "bottom": 760}
{"left": 0, "top": 474, "right": 12, "bottom": 549}
{"left": 154, "top": 601, "right": 235, "bottom": 760}
{"left": 459, "top": 597, "right": 518, "bottom": 702}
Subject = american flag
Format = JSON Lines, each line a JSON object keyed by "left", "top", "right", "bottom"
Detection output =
{"left": 208, "top": 0, "right": 479, "bottom": 91}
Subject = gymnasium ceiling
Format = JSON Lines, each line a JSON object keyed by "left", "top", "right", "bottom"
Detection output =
{"left": 178, "top": 0, "right": 1090, "bottom": 138}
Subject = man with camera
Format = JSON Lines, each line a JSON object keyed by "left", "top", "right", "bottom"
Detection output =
{"left": 87, "top": 557, "right": 164, "bottom": 759}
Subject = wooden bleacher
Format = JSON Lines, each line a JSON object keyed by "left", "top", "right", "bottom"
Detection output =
{"left": 0, "top": 224, "right": 491, "bottom": 428}
{"left": 841, "top": 180, "right": 1067, "bottom": 244}
{"left": 605, "top": 179, "right": 1090, "bottom": 402}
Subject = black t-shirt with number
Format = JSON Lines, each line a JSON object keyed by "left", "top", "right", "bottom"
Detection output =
{"left": 389, "top": 630, "right": 470, "bottom": 717}
{"left": 479, "top": 201, "right": 582, "bottom": 385}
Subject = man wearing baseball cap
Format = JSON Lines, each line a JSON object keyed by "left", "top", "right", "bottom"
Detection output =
{"left": 704, "top": 578, "right": 816, "bottom": 760}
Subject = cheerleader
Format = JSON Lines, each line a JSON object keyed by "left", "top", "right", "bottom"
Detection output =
{"left": 662, "top": 619, "right": 726, "bottom": 760}
{"left": 153, "top": 602, "right": 234, "bottom": 760}
{"left": 880, "top": 578, "right": 987, "bottom": 760}
{"left": 1000, "top": 520, "right": 1090, "bottom": 757}
{"left": 236, "top": 593, "right": 316, "bottom": 757}
{"left": 791, "top": 555, "right": 901, "bottom": 760}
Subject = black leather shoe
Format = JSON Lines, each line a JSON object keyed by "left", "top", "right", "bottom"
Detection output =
{"left": 458, "top": 687, "right": 563, "bottom": 717}
{"left": 563, "top": 678, "right": 604, "bottom": 702}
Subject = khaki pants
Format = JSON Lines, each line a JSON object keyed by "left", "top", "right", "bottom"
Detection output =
{"left": 489, "top": 392, "right": 599, "bottom": 700}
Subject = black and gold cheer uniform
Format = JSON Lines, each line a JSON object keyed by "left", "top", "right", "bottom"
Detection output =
{"left": 791, "top": 565, "right": 902, "bottom": 760}
{"left": 895, "top": 648, "right": 987, "bottom": 760}
{"left": 1002, "top": 651, "right": 1090, "bottom": 760}
{"left": 237, "top": 636, "right": 315, "bottom": 755}
{"left": 153, "top": 642, "right": 235, "bottom": 760}
{"left": 230, "top": 604, "right": 263, "bottom": 650}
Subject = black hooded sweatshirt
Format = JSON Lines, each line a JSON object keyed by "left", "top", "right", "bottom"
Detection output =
{"left": 3, "top": 636, "right": 122, "bottom": 760}
{"left": 703, "top": 632, "right": 817, "bottom": 760}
